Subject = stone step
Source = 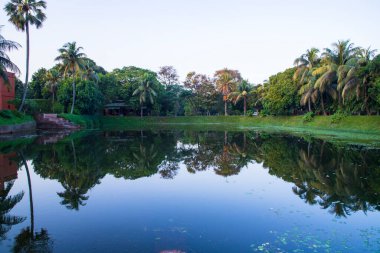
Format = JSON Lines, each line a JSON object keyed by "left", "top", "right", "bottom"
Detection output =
{"left": 35, "top": 114, "right": 80, "bottom": 130}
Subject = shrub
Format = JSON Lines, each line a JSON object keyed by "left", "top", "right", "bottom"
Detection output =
{"left": 302, "top": 112, "right": 315, "bottom": 123}
{"left": 0, "top": 110, "right": 13, "bottom": 119}
{"left": 331, "top": 111, "right": 348, "bottom": 124}
{"left": 246, "top": 110, "right": 254, "bottom": 116}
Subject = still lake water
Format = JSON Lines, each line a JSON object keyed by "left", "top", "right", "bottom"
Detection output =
{"left": 0, "top": 130, "right": 380, "bottom": 252}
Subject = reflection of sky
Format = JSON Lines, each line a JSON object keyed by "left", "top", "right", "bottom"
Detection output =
{"left": 2, "top": 160, "right": 380, "bottom": 252}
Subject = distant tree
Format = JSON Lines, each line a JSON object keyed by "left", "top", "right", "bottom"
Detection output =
{"left": 228, "top": 80, "right": 253, "bottom": 116}
{"left": 293, "top": 48, "right": 320, "bottom": 112}
{"left": 0, "top": 26, "right": 20, "bottom": 84}
{"left": 55, "top": 42, "right": 86, "bottom": 114}
{"left": 184, "top": 72, "right": 218, "bottom": 115}
{"left": 4, "top": 0, "right": 47, "bottom": 112}
{"left": 29, "top": 68, "right": 48, "bottom": 99}
{"left": 263, "top": 68, "right": 298, "bottom": 115}
{"left": 44, "top": 69, "right": 61, "bottom": 105}
{"left": 313, "top": 40, "right": 359, "bottom": 114}
{"left": 133, "top": 73, "right": 158, "bottom": 117}
{"left": 215, "top": 69, "right": 242, "bottom": 116}
{"left": 158, "top": 66, "right": 179, "bottom": 87}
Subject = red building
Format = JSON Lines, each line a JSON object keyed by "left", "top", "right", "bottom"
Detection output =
{"left": 0, "top": 72, "right": 16, "bottom": 110}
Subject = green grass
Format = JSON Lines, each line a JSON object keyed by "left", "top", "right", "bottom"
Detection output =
{"left": 59, "top": 114, "right": 380, "bottom": 145}
{"left": 0, "top": 110, "right": 34, "bottom": 126}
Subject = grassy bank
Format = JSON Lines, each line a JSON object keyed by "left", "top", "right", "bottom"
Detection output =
{"left": 59, "top": 114, "right": 380, "bottom": 139}
{"left": 0, "top": 110, "right": 34, "bottom": 126}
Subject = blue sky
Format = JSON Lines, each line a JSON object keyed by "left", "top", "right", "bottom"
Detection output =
{"left": 1, "top": 0, "right": 379, "bottom": 83}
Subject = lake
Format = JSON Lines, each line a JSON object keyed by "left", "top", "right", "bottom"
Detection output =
{"left": 0, "top": 130, "right": 380, "bottom": 252}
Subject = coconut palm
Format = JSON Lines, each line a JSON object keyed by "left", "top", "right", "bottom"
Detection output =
{"left": 4, "top": 0, "right": 47, "bottom": 112}
{"left": 293, "top": 49, "right": 321, "bottom": 112}
{"left": 340, "top": 47, "right": 377, "bottom": 114}
{"left": 45, "top": 69, "right": 60, "bottom": 106}
{"left": 0, "top": 26, "right": 20, "bottom": 85}
{"left": 228, "top": 80, "right": 252, "bottom": 116}
{"left": 293, "top": 48, "right": 320, "bottom": 84}
{"left": 132, "top": 73, "right": 157, "bottom": 117}
{"left": 216, "top": 72, "right": 238, "bottom": 116}
{"left": 82, "top": 58, "right": 99, "bottom": 83}
{"left": 55, "top": 42, "right": 86, "bottom": 114}
{"left": 313, "top": 40, "right": 359, "bottom": 114}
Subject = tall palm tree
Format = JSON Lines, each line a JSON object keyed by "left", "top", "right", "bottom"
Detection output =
{"left": 55, "top": 42, "right": 86, "bottom": 114}
{"left": 4, "top": 0, "right": 47, "bottom": 112}
{"left": 341, "top": 47, "right": 377, "bottom": 114}
{"left": 82, "top": 58, "right": 99, "bottom": 83}
{"left": 228, "top": 80, "right": 252, "bottom": 116}
{"left": 313, "top": 40, "right": 359, "bottom": 113}
{"left": 132, "top": 73, "right": 157, "bottom": 117}
{"left": 0, "top": 26, "right": 20, "bottom": 85}
{"left": 293, "top": 48, "right": 321, "bottom": 112}
{"left": 45, "top": 69, "right": 60, "bottom": 106}
{"left": 216, "top": 72, "right": 237, "bottom": 116}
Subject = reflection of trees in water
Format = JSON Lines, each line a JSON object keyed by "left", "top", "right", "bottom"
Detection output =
{"left": 13, "top": 152, "right": 53, "bottom": 252}
{"left": 19, "top": 130, "right": 380, "bottom": 217}
{"left": 13, "top": 227, "right": 52, "bottom": 253}
{"left": 0, "top": 180, "right": 25, "bottom": 240}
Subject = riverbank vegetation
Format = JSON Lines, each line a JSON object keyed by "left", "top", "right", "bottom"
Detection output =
{"left": 0, "top": 110, "right": 33, "bottom": 126}
{"left": 11, "top": 41, "right": 380, "bottom": 118}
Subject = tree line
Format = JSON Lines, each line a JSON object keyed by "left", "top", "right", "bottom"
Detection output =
{"left": 1, "top": 0, "right": 380, "bottom": 116}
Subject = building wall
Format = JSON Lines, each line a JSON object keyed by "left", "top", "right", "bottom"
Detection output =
{"left": 0, "top": 153, "right": 18, "bottom": 191}
{"left": 0, "top": 72, "right": 16, "bottom": 110}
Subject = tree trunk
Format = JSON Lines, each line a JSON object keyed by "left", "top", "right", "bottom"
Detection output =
{"left": 321, "top": 94, "right": 326, "bottom": 115}
{"left": 52, "top": 92, "right": 55, "bottom": 113}
{"left": 338, "top": 93, "right": 343, "bottom": 110}
{"left": 20, "top": 151, "right": 34, "bottom": 239}
{"left": 224, "top": 100, "right": 228, "bottom": 116}
{"left": 70, "top": 80, "right": 76, "bottom": 114}
{"left": 141, "top": 106, "right": 143, "bottom": 118}
{"left": 244, "top": 97, "right": 247, "bottom": 116}
{"left": 364, "top": 83, "right": 370, "bottom": 115}
{"left": 308, "top": 98, "right": 311, "bottom": 112}
{"left": 18, "top": 23, "right": 30, "bottom": 112}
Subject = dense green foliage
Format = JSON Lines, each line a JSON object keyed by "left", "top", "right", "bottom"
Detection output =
{"left": 16, "top": 39, "right": 378, "bottom": 117}
{"left": 0, "top": 110, "right": 33, "bottom": 125}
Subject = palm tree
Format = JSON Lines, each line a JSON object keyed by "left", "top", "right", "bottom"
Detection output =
{"left": 341, "top": 47, "right": 377, "bottom": 114}
{"left": 55, "top": 42, "right": 86, "bottom": 114}
{"left": 132, "top": 73, "right": 157, "bottom": 117}
{"left": 216, "top": 72, "right": 237, "bottom": 116}
{"left": 45, "top": 69, "right": 60, "bottom": 107}
{"left": 4, "top": 0, "right": 47, "bottom": 112}
{"left": 293, "top": 48, "right": 320, "bottom": 112}
{"left": 313, "top": 40, "right": 359, "bottom": 114}
{"left": 82, "top": 58, "right": 99, "bottom": 83}
{"left": 228, "top": 80, "right": 252, "bottom": 116}
{"left": 0, "top": 26, "right": 20, "bottom": 85}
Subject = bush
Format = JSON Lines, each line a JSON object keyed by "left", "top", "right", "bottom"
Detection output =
{"left": 302, "top": 112, "right": 315, "bottom": 123}
{"left": 0, "top": 110, "right": 13, "bottom": 119}
{"left": 331, "top": 111, "right": 348, "bottom": 124}
{"left": 246, "top": 110, "right": 254, "bottom": 116}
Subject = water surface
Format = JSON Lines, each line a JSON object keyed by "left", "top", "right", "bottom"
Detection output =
{"left": 0, "top": 130, "right": 380, "bottom": 252}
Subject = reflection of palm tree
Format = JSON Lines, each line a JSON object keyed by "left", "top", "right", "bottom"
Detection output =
{"left": 19, "top": 152, "right": 34, "bottom": 238}
{"left": 15, "top": 152, "right": 53, "bottom": 252}
{"left": 0, "top": 180, "right": 25, "bottom": 240}
{"left": 57, "top": 184, "right": 89, "bottom": 211}
{"left": 133, "top": 144, "right": 158, "bottom": 171}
